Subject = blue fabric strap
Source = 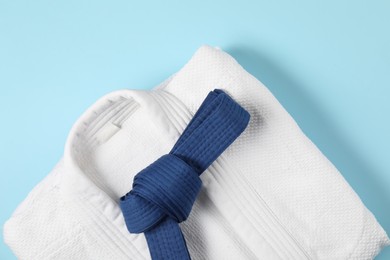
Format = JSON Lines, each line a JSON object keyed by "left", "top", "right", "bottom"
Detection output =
{"left": 120, "top": 89, "right": 250, "bottom": 259}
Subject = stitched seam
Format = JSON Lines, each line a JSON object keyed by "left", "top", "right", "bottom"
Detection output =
{"left": 76, "top": 194, "right": 145, "bottom": 259}
{"left": 222, "top": 63, "right": 313, "bottom": 259}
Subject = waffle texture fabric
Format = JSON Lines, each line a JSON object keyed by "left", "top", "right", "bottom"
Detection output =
{"left": 120, "top": 89, "right": 250, "bottom": 259}
{"left": 3, "top": 45, "right": 390, "bottom": 260}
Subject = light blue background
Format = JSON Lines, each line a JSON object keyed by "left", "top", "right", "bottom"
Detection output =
{"left": 1, "top": 0, "right": 389, "bottom": 259}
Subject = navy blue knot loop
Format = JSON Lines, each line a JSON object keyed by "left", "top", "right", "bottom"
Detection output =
{"left": 120, "top": 154, "right": 202, "bottom": 233}
{"left": 120, "top": 89, "right": 250, "bottom": 260}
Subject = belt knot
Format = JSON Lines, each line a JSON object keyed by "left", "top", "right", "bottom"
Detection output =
{"left": 120, "top": 89, "right": 250, "bottom": 260}
{"left": 120, "top": 154, "right": 202, "bottom": 233}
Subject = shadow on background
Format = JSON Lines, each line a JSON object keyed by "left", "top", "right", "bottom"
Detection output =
{"left": 226, "top": 46, "right": 390, "bottom": 237}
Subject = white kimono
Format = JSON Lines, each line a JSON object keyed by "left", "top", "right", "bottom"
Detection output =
{"left": 3, "top": 45, "right": 389, "bottom": 259}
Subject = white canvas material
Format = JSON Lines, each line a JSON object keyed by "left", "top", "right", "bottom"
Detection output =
{"left": 3, "top": 45, "right": 389, "bottom": 259}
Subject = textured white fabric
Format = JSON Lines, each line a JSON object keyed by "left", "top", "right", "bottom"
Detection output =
{"left": 3, "top": 45, "right": 389, "bottom": 259}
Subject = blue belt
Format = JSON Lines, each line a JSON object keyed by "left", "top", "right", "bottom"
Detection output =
{"left": 120, "top": 89, "right": 250, "bottom": 259}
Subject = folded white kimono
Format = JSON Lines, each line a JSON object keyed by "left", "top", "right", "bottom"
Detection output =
{"left": 4, "top": 45, "right": 389, "bottom": 259}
